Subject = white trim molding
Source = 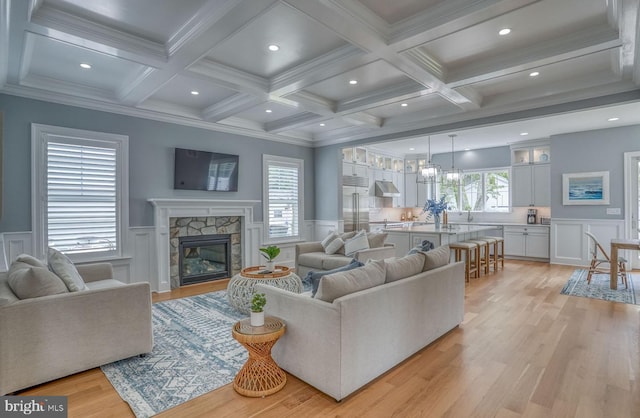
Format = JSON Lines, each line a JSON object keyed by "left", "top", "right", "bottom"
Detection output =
{"left": 147, "top": 199, "right": 260, "bottom": 292}
{"left": 550, "top": 218, "right": 626, "bottom": 266}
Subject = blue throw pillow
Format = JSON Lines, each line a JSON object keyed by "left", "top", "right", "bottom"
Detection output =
{"left": 407, "top": 239, "right": 435, "bottom": 255}
{"left": 305, "top": 259, "right": 364, "bottom": 297}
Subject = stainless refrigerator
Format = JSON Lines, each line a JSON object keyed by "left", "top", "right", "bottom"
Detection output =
{"left": 343, "top": 175, "right": 369, "bottom": 232}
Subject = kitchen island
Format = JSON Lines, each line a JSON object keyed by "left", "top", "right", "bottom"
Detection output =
{"left": 383, "top": 223, "right": 500, "bottom": 255}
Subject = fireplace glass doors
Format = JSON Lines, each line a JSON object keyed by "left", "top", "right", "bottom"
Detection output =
{"left": 178, "top": 234, "right": 231, "bottom": 285}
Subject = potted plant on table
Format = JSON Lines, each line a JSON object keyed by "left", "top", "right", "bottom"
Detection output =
{"left": 259, "top": 245, "right": 280, "bottom": 272}
{"left": 250, "top": 293, "right": 267, "bottom": 326}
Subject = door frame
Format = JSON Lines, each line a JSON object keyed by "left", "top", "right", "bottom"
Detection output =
{"left": 623, "top": 151, "right": 640, "bottom": 268}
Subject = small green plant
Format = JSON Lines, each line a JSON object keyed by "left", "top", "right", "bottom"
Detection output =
{"left": 259, "top": 245, "right": 280, "bottom": 262}
{"left": 251, "top": 293, "right": 267, "bottom": 313}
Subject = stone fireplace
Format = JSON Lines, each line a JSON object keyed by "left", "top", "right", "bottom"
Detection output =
{"left": 170, "top": 217, "right": 241, "bottom": 288}
{"left": 148, "top": 199, "right": 260, "bottom": 292}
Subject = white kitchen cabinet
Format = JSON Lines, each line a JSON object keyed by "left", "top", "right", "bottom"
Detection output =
{"left": 512, "top": 164, "right": 550, "bottom": 207}
{"left": 503, "top": 226, "right": 549, "bottom": 259}
{"left": 405, "top": 174, "right": 418, "bottom": 207}
{"left": 343, "top": 162, "right": 368, "bottom": 178}
{"left": 393, "top": 171, "right": 404, "bottom": 208}
{"left": 511, "top": 142, "right": 550, "bottom": 165}
{"left": 385, "top": 232, "right": 411, "bottom": 256}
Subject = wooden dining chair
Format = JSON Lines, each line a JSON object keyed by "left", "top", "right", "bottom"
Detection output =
{"left": 584, "top": 231, "right": 628, "bottom": 288}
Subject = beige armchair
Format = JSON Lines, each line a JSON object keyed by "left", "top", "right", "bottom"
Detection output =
{"left": 0, "top": 262, "right": 153, "bottom": 395}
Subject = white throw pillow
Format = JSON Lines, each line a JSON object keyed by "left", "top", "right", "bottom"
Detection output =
{"left": 7, "top": 260, "right": 69, "bottom": 299}
{"left": 324, "top": 237, "right": 345, "bottom": 255}
{"left": 344, "top": 230, "right": 369, "bottom": 257}
{"left": 321, "top": 232, "right": 340, "bottom": 249}
{"left": 48, "top": 248, "right": 88, "bottom": 292}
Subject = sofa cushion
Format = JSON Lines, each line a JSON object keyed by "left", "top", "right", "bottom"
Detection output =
{"left": 48, "top": 247, "right": 88, "bottom": 292}
{"left": 321, "top": 254, "right": 354, "bottom": 270}
{"left": 15, "top": 254, "right": 48, "bottom": 268}
{"left": 421, "top": 245, "right": 451, "bottom": 271}
{"left": 321, "top": 232, "right": 340, "bottom": 249}
{"left": 336, "top": 231, "right": 357, "bottom": 255}
{"left": 344, "top": 230, "right": 369, "bottom": 257}
{"left": 367, "top": 232, "right": 388, "bottom": 248}
{"left": 298, "top": 252, "right": 327, "bottom": 270}
{"left": 384, "top": 253, "right": 425, "bottom": 283}
{"left": 305, "top": 259, "right": 364, "bottom": 297}
{"left": 315, "top": 259, "right": 385, "bottom": 302}
{"left": 324, "top": 237, "right": 344, "bottom": 255}
{"left": 85, "top": 279, "right": 127, "bottom": 290}
{"left": 7, "top": 260, "right": 69, "bottom": 299}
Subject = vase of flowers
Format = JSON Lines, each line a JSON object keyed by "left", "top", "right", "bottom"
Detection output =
{"left": 422, "top": 196, "right": 450, "bottom": 229}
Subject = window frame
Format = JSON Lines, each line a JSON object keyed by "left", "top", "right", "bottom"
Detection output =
{"left": 262, "top": 154, "right": 304, "bottom": 244}
{"left": 439, "top": 166, "right": 511, "bottom": 213}
{"left": 31, "top": 124, "right": 129, "bottom": 262}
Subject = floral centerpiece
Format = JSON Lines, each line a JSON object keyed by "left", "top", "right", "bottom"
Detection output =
{"left": 422, "top": 195, "right": 450, "bottom": 228}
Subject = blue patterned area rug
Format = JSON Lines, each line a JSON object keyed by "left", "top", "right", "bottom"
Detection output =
{"left": 101, "top": 290, "right": 247, "bottom": 418}
{"left": 560, "top": 269, "right": 640, "bottom": 305}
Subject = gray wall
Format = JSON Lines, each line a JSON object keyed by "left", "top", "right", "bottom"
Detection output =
{"left": 0, "top": 94, "right": 315, "bottom": 232}
{"left": 550, "top": 125, "right": 640, "bottom": 220}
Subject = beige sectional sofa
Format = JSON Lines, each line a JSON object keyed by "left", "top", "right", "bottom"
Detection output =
{"left": 0, "top": 262, "right": 153, "bottom": 395}
{"left": 258, "top": 246, "right": 465, "bottom": 401}
{"left": 295, "top": 232, "right": 396, "bottom": 277}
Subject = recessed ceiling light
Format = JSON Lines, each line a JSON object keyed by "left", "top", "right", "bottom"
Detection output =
{"left": 520, "top": 132, "right": 529, "bottom": 136}
{"left": 265, "top": 109, "right": 272, "bottom": 113}
{"left": 409, "top": 147, "right": 415, "bottom": 151}
{"left": 529, "top": 71, "right": 540, "bottom": 77}
{"left": 190, "top": 90, "right": 199, "bottom": 95}
{"left": 319, "top": 123, "right": 325, "bottom": 127}
{"left": 349, "top": 80, "right": 358, "bottom": 85}
{"left": 498, "top": 28, "right": 511, "bottom": 36}
{"left": 268, "top": 44, "right": 279, "bottom": 52}
{"left": 464, "top": 148, "right": 471, "bottom": 151}
{"left": 608, "top": 117, "right": 619, "bottom": 121}
{"left": 79, "top": 63, "right": 91, "bottom": 69}
{"left": 401, "top": 103, "right": 408, "bottom": 107}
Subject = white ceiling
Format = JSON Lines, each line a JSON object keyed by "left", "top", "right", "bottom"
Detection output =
{"left": 1, "top": 0, "right": 640, "bottom": 154}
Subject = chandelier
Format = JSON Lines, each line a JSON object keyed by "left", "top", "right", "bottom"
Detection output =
{"left": 416, "top": 136, "right": 440, "bottom": 184}
{"left": 443, "top": 134, "right": 463, "bottom": 182}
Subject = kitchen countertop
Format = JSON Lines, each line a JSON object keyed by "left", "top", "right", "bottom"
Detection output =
{"left": 374, "top": 221, "right": 550, "bottom": 228}
{"left": 383, "top": 224, "right": 498, "bottom": 235}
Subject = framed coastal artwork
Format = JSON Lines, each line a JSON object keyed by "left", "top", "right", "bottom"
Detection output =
{"left": 562, "top": 171, "right": 610, "bottom": 205}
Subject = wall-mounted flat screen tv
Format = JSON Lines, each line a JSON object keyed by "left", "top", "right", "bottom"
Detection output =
{"left": 174, "top": 148, "right": 239, "bottom": 191}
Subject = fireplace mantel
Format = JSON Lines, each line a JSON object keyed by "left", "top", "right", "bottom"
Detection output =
{"left": 148, "top": 199, "right": 260, "bottom": 292}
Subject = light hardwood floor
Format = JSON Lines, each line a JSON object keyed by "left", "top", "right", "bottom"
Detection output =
{"left": 19, "top": 261, "right": 640, "bottom": 417}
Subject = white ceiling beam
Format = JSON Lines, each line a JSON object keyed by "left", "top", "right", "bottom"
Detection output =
{"left": 29, "top": 4, "right": 167, "bottom": 67}
{"left": 389, "top": 0, "right": 543, "bottom": 52}
{"left": 202, "top": 93, "right": 263, "bottom": 122}
{"left": 118, "top": 0, "right": 279, "bottom": 106}
{"left": 265, "top": 112, "right": 323, "bottom": 133}
{"left": 336, "top": 80, "right": 431, "bottom": 114}
{"left": 447, "top": 25, "right": 623, "bottom": 88}
{"left": 187, "top": 59, "right": 269, "bottom": 97}
{"left": 342, "top": 112, "right": 382, "bottom": 128}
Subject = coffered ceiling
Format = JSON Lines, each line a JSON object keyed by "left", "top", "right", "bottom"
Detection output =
{"left": 1, "top": 0, "right": 640, "bottom": 153}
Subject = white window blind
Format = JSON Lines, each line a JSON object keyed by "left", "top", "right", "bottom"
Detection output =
{"left": 47, "top": 142, "right": 118, "bottom": 254}
{"left": 263, "top": 155, "right": 303, "bottom": 241}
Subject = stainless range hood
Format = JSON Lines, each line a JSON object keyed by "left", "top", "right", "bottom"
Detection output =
{"left": 374, "top": 181, "right": 400, "bottom": 197}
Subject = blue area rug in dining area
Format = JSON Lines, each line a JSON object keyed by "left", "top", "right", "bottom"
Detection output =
{"left": 560, "top": 269, "right": 640, "bottom": 305}
{"left": 101, "top": 290, "right": 247, "bottom": 418}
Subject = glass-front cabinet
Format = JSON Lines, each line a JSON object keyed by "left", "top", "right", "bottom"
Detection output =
{"left": 342, "top": 146, "right": 369, "bottom": 165}
{"left": 511, "top": 140, "right": 550, "bottom": 165}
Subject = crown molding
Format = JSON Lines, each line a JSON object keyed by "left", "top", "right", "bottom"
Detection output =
{"left": 188, "top": 58, "right": 269, "bottom": 96}
{"left": 202, "top": 93, "right": 263, "bottom": 122}
{"left": 336, "top": 80, "right": 429, "bottom": 114}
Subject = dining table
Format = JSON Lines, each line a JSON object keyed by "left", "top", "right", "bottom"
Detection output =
{"left": 610, "top": 238, "right": 640, "bottom": 289}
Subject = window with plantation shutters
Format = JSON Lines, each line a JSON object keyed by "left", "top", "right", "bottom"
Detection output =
{"left": 32, "top": 124, "right": 129, "bottom": 260}
{"left": 263, "top": 155, "right": 304, "bottom": 241}
{"left": 47, "top": 142, "right": 117, "bottom": 254}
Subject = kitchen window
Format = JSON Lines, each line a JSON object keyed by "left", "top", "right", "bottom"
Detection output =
{"left": 440, "top": 168, "right": 510, "bottom": 212}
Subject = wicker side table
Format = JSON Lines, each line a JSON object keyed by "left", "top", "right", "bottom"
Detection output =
{"left": 227, "top": 266, "right": 302, "bottom": 314}
{"left": 232, "top": 316, "right": 286, "bottom": 397}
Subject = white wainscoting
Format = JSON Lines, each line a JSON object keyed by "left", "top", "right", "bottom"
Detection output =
{"left": 314, "top": 220, "right": 342, "bottom": 241}
{"left": 2, "top": 232, "right": 33, "bottom": 268}
{"left": 550, "top": 218, "right": 626, "bottom": 266}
